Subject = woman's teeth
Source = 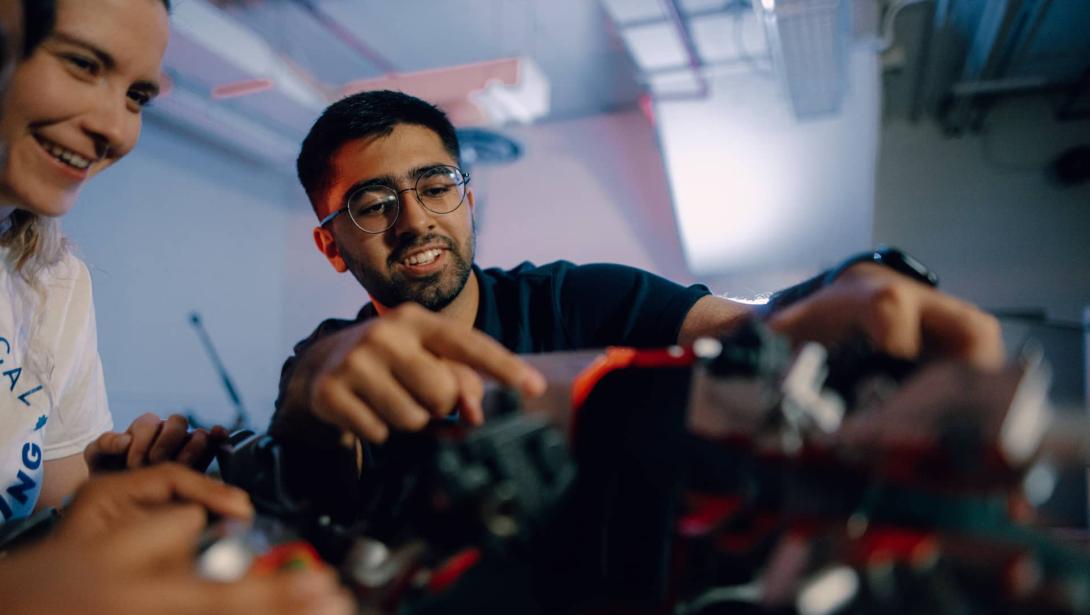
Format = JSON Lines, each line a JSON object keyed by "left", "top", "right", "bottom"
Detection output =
{"left": 404, "top": 249, "right": 441, "bottom": 266}
{"left": 36, "top": 137, "right": 92, "bottom": 170}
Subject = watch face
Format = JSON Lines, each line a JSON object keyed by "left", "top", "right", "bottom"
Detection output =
{"left": 876, "top": 247, "right": 939, "bottom": 287}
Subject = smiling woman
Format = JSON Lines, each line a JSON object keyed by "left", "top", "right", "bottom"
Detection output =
{"left": 0, "top": 0, "right": 168, "bottom": 272}
{"left": 0, "top": 0, "right": 171, "bottom": 522}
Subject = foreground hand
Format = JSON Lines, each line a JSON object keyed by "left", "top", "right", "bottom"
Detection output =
{"left": 2, "top": 505, "right": 354, "bottom": 615}
{"left": 305, "top": 303, "right": 546, "bottom": 444}
{"left": 768, "top": 262, "right": 1004, "bottom": 369}
{"left": 85, "top": 413, "right": 229, "bottom": 473}
{"left": 56, "top": 464, "right": 253, "bottom": 543}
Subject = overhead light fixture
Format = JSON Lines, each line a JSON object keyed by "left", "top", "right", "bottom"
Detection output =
{"left": 757, "top": 0, "right": 848, "bottom": 118}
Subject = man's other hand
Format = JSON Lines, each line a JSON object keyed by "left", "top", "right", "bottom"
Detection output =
{"left": 768, "top": 262, "right": 1004, "bottom": 369}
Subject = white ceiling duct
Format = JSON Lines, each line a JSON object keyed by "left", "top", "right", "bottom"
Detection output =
{"left": 148, "top": 82, "right": 300, "bottom": 167}
{"left": 169, "top": 0, "right": 328, "bottom": 113}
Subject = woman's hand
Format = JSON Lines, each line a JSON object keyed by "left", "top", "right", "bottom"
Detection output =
{"left": 84, "top": 413, "right": 229, "bottom": 473}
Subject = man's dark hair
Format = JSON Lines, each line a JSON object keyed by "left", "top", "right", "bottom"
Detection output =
{"left": 296, "top": 89, "right": 461, "bottom": 215}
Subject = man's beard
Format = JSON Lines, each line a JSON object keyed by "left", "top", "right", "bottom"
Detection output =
{"left": 346, "top": 231, "right": 475, "bottom": 312}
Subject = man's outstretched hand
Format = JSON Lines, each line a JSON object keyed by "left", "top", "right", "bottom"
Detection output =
{"left": 768, "top": 262, "right": 1004, "bottom": 369}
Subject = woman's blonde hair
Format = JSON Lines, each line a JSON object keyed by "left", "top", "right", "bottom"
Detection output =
{"left": 0, "top": 209, "right": 68, "bottom": 281}
{"left": 1, "top": 211, "right": 66, "bottom": 416}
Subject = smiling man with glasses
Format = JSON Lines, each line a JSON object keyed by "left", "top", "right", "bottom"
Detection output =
{"left": 316, "top": 157, "right": 473, "bottom": 312}
{"left": 272, "top": 90, "right": 1004, "bottom": 494}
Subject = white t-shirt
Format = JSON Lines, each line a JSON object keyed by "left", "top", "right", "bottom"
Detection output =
{"left": 0, "top": 247, "right": 111, "bottom": 522}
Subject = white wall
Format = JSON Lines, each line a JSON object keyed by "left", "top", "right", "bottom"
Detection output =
{"left": 279, "top": 191, "right": 371, "bottom": 353}
{"left": 63, "top": 119, "right": 298, "bottom": 430}
{"left": 474, "top": 110, "right": 687, "bottom": 279}
{"left": 874, "top": 97, "right": 1090, "bottom": 323}
{"left": 656, "top": 49, "right": 881, "bottom": 281}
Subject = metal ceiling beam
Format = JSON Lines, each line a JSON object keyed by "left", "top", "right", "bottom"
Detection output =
{"left": 658, "top": 0, "right": 710, "bottom": 99}
{"left": 942, "top": 0, "right": 1054, "bottom": 133}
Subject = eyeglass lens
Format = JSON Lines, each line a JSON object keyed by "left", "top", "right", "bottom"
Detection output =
{"left": 347, "top": 165, "right": 467, "bottom": 233}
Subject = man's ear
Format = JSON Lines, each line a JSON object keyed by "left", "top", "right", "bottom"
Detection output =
{"left": 313, "top": 226, "right": 348, "bottom": 273}
{"left": 466, "top": 187, "right": 475, "bottom": 212}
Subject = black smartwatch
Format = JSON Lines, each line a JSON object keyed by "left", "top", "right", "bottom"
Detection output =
{"left": 762, "top": 246, "right": 939, "bottom": 317}
{"left": 824, "top": 246, "right": 939, "bottom": 288}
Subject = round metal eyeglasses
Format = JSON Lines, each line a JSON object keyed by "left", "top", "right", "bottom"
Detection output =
{"left": 319, "top": 165, "right": 470, "bottom": 234}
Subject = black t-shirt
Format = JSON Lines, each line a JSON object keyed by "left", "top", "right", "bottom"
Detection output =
{"left": 270, "top": 261, "right": 709, "bottom": 517}
{"left": 274, "top": 260, "right": 710, "bottom": 415}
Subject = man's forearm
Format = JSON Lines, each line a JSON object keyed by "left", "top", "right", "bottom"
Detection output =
{"left": 678, "top": 295, "right": 755, "bottom": 347}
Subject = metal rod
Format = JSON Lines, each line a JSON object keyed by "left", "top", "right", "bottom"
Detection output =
{"left": 189, "top": 312, "right": 251, "bottom": 431}
{"left": 660, "top": 0, "right": 710, "bottom": 99}
{"left": 950, "top": 75, "right": 1050, "bottom": 96}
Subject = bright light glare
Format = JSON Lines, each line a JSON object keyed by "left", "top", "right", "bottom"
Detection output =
{"left": 654, "top": 47, "right": 880, "bottom": 276}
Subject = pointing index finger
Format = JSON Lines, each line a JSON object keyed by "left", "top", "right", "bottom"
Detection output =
{"left": 415, "top": 318, "right": 545, "bottom": 397}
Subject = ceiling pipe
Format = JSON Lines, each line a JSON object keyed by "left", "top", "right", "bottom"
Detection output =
{"left": 169, "top": 0, "right": 329, "bottom": 111}
{"left": 290, "top": 0, "right": 400, "bottom": 79}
